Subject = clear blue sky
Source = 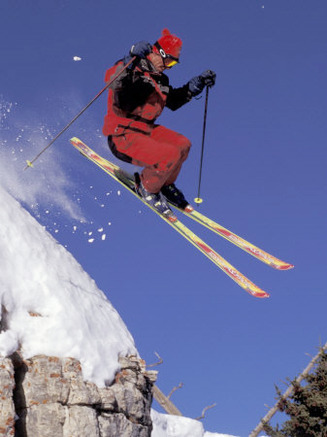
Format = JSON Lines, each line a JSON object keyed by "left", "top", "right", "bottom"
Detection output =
{"left": 1, "top": 1, "right": 326, "bottom": 435}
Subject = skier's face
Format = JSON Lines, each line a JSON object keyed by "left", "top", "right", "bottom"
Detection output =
{"left": 148, "top": 52, "right": 166, "bottom": 73}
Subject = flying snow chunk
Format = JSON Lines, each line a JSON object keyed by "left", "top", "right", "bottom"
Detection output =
{"left": 73, "top": 56, "right": 82, "bottom": 62}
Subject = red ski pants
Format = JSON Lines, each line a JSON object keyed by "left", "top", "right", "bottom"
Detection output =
{"left": 110, "top": 125, "right": 191, "bottom": 193}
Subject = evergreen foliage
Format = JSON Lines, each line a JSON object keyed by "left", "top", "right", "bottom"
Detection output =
{"left": 264, "top": 350, "right": 327, "bottom": 436}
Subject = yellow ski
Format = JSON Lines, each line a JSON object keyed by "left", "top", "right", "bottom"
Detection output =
{"left": 70, "top": 137, "right": 272, "bottom": 298}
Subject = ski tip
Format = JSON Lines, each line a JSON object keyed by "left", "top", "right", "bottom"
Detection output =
{"left": 245, "top": 284, "right": 269, "bottom": 298}
{"left": 274, "top": 263, "right": 295, "bottom": 271}
{"left": 251, "top": 290, "right": 270, "bottom": 298}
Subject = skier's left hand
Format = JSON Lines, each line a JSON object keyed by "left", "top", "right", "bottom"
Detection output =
{"left": 188, "top": 70, "right": 216, "bottom": 96}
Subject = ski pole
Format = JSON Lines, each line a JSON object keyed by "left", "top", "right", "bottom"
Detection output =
{"left": 194, "top": 86, "right": 210, "bottom": 205}
{"left": 24, "top": 57, "right": 136, "bottom": 170}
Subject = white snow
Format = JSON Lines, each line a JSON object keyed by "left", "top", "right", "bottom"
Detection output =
{"left": 151, "top": 410, "right": 239, "bottom": 437}
{"left": 0, "top": 156, "right": 238, "bottom": 434}
{"left": 0, "top": 184, "right": 137, "bottom": 386}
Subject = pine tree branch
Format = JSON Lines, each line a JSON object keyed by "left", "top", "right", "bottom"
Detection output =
{"left": 249, "top": 341, "right": 327, "bottom": 437}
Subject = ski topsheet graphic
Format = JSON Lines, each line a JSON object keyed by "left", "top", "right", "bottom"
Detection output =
{"left": 70, "top": 137, "right": 293, "bottom": 298}
{"left": 176, "top": 208, "right": 293, "bottom": 270}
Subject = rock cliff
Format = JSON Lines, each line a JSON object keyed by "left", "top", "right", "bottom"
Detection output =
{"left": 0, "top": 353, "right": 157, "bottom": 437}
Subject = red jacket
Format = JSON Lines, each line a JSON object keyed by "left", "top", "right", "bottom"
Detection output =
{"left": 103, "top": 59, "right": 191, "bottom": 136}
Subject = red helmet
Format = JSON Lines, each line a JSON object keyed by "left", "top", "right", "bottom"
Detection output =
{"left": 155, "top": 29, "right": 182, "bottom": 60}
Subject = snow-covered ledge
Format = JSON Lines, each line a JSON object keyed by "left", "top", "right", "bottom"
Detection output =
{"left": 0, "top": 186, "right": 156, "bottom": 436}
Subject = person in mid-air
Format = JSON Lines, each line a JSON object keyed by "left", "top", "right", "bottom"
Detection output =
{"left": 103, "top": 29, "right": 216, "bottom": 219}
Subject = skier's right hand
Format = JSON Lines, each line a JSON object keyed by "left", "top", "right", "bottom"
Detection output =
{"left": 130, "top": 41, "right": 152, "bottom": 59}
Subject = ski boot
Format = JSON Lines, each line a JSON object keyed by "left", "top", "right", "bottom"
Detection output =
{"left": 161, "top": 184, "right": 193, "bottom": 212}
{"left": 135, "top": 174, "right": 177, "bottom": 222}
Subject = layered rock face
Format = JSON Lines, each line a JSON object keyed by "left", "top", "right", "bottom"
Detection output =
{"left": 0, "top": 354, "right": 157, "bottom": 437}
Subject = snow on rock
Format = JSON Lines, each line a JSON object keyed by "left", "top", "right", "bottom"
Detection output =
{"left": 0, "top": 185, "right": 137, "bottom": 387}
{"left": 151, "top": 410, "right": 239, "bottom": 437}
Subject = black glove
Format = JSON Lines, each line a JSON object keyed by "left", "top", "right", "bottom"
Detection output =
{"left": 130, "top": 41, "right": 152, "bottom": 58}
{"left": 188, "top": 70, "right": 216, "bottom": 97}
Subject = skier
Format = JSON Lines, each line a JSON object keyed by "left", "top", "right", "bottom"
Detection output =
{"left": 103, "top": 29, "right": 216, "bottom": 218}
